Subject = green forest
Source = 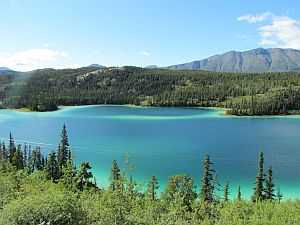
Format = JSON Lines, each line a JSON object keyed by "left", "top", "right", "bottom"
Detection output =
{"left": 1, "top": 66, "right": 300, "bottom": 115}
{"left": 0, "top": 125, "right": 299, "bottom": 225}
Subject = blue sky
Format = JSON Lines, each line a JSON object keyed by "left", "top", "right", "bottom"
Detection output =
{"left": 0, "top": 0, "right": 299, "bottom": 71}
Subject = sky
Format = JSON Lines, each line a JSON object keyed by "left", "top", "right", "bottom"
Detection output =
{"left": 0, "top": 0, "right": 300, "bottom": 71}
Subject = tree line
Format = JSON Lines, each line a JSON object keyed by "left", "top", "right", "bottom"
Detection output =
{"left": 0, "top": 125, "right": 290, "bottom": 225}
{"left": 2, "top": 67, "right": 300, "bottom": 115}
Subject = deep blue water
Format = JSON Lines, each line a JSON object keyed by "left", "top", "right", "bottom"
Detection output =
{"left": 0, "top": 105, "right": 299, "bottom": 199}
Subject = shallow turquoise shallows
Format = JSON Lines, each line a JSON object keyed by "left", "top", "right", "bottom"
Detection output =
{"left": 0, "top": 105, "right": 299, "bottom": 199}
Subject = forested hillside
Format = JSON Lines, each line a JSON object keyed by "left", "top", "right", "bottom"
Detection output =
{"left": 2, "top": 66, "right": 300, "bottom": 115}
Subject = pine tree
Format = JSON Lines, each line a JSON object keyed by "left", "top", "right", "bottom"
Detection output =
{"left": 200, "top": 154, "right": 215, "bottom": 203}
{"left": 12, "top": 144, "right": 24, "bottom": 170}
{"left": 265, "top": 166, "right": 275, "bottom": 201}
{"left": 76, "top": 162, "right": 94, "bottom": 190}
{"left": 127, "top": 174, "right": 137, "bottom": 197}
{"left": 58, "top": 124, "right": 69, "bottom": 169}
{"left": 224, "top": 180, "right": 229, "bottom": 201}
{"left": 109, "top": 160, "right": 120, "bottom": 191}
{"left": 237, "top": 186, "right": 242, "bottom": 200}
{"left": 276, "top": 187, "right": 283, "bottom": 203}
{"left": 8, "top": 132, "right": 16, "bottom": 163}
{"left": 45, "top": 151, "right": 59, "bottom": 181}
{"left": 147, "top": 175, "right": 159, "bottom": 200}
{"left": 62, "top": 151, "right": 77, "bottom": 190}
{"left": 32, "top": 147, "right": 43, "bottom": 171}
{"left": 252, "top": 152, "right": 265, "bottom": 202}
{"left": 23, "top": 143, "right": 27, "bottom": 165}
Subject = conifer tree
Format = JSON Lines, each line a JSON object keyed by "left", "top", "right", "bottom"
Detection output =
{"left": 224, "top": 180, "right": 229, "bottom": 201}
{"left": 276, "top": 187, "right": 283, "bottom": 203}
{"left": 252, "top": 152, "right": 265, "bottom": 202}
{"left": 45, "top": 151, "right": 59, "bottom": 181}
{"left": 200, "top": 154, "right": 215, "bottom": 203}
{"left": 8, "top": 132, "right": 16, "bottom": 163}
{"left": 109, "top": 160, "right": 120, "bottom": 191}
{"left": 265, "top": 166, "right": 275, "bottom": 201}
{"left": 127, "top": 174, "right": 137, "bottom": 197}
{"left": 23, "top": 143, "right": 27, "bottom": 165}
{"left": 62, "top": 152, "right": 77, "bottom": 190}
{"left": 2, "top": 142, "right": 7, "bottom": 163}
{"left": 12, "top": 144, "right": 24, "bottom": 170}
{"left": 32, "top": 147, "right": 43, "bottom": 171}
{"left": 237, "top": 186, "right": 242, "bottom": 200}
{"left": 147, "top": 175, "right": 159, "bottom": 200}
{"left": 58, "top": 124, "right": 69, "bottom": 169}
{"left": 76, "top": 162, "right": 94, "bottom": 190}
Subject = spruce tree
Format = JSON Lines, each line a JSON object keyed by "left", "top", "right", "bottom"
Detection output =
{"left": 45, "top": 151, "right": 59, "bottom": 181}
{"left": 32, "top": 147, "right": 43, "bottom": 171}
{"left": 276, "top": 187, "right": 283, "bottom": 203}
{"left": 8, "top": 132, "right": 16, "bottom": 163}
{"left": 147, "top": 175, "right": 159, "bottom": 200}
{"left": 12, "top": 144, "right": 24, "bottom": 170}
{"left": 200, "top": 154, "right": 215, "bottom": 203}
{"left": 252, "top": 152, "right": 265, "bottom": 202}
{"left": 109, "top": 160, "right": 120, "bottom": 191}
{"left": 265, "top": 166, "right": 275, "bottom": 201}
{"left": 58, "top": 124, "right": 69, "bottom": 169}
{"left": 62, "top": 151, "right": 77, "bottom": 190}
{"left": 224, "top": 180, "right": 229, "bottom": 201}
{"left": 237, "top": 186, "right": 242, "bottom": 200}
{"left": 76, "top": 162, "right": 94, "bottom": 190}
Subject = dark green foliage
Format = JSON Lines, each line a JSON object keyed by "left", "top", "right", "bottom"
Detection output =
{"left": 224, "top": 180, "right": 229, "bottom": 201}
{"left": 3, "top": 67, "right": 300, "bottom": 115}
{"left": 277, "top": 188, "right": 283, "bottom": 203}
{"left": 76, "top": 162, "right": 95, "bottom": 190}
{"left": 32, "top": 147, "right": 43, "bottom": 171}
{"left": 45, "top": 151, "right": 59, "bottom": 181}
{"left": 109, "top": 159, "right": 121, "bottom": 191}
{"left": 200, "top": 154, "right": 216, "bottom": 202}
{"left": 265, "top": 166, "right": 275, "bottom": 201}
{"left": 237, "top": 186, "right": 242, "bottom": 200}
{"left": 8, "top": 132, "right": 16, "bottom": 163}
{"left": 58, "top": 123, "right": 69, "bottom": 169}
{"left": 11, "top": 144, "right": 24, "bottom": 170}
{"left": 252, "top": 152, "right": 265, "bottom": 202}
{"left": 147, "top": 175, "right": 159, "bottom": 200}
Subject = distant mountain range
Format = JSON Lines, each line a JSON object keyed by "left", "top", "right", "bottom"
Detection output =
{"left": 167, "top": 48, "right": 300, "bottom": 73}
{"left": 88, "top": 64, "right": 105, "bottom": 68}
{"left": 2, "top": 48, "right": 300, "bottom": 73}
{"left": 0, "top": 67, "right": 13, "bottom": 72}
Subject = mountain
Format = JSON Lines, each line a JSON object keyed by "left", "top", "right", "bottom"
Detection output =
{"left": 144, "top": 65, "right": 158, "bottom": 69}
{"left": 167, "top": 48, "right": 300, "bottom": 73}
{"left": 88, "top": 64, "right": 105, "bottom": 68}
{"left": 0, "top": 67, "right": 13, "bottom": 72}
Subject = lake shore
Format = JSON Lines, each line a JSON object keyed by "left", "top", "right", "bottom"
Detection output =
{"left": 2, "top": 104, "right": 300, "bottom": 118}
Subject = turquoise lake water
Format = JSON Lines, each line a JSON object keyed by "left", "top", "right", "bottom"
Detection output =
{"left": 0, "top": 105, "right": 299, "bottom": 199}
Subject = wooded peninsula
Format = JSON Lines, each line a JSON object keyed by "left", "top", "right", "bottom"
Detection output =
{"left": 1, "top": 66, "right": 300, "bottom": 115}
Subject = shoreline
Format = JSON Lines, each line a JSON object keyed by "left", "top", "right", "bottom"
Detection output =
{"left": 2, "top": 104, "right": 300, "bottom": 118}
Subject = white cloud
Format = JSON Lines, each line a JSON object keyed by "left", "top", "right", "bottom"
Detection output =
{"left": 238, "top": 12, "right": 300, "bottom": 49}
{"left": 138, "top": 51, "right": 150, "bottom": 56}
{"left": 93, "top": 50, "right": 100, "bottom": 55}
{"left": 0, "top": 48, "right": 70, "bottom": 71}
{"left": 237, "top": 12, "right": 272, "bottom": 23}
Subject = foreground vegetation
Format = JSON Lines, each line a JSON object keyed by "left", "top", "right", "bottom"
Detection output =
{"left": 0, "top": 125, "right": 299, "bottom": 225}
{"left": 2, "top": 67, "right": 300, "bottom": 115}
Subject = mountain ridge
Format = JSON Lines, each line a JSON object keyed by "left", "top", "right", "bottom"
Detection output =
{"left": 166, "top": 48, "right": 300, "bottom": 73}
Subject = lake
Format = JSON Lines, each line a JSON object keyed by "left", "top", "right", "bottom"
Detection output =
{"left": 0, "top": 105, "right": 299, "bottom": 199}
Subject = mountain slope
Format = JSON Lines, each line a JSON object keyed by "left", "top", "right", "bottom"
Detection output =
{"left": 167, "top": 48, "right": 300, "bottom": 72}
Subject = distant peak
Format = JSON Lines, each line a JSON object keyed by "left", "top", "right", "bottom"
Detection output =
{"left": 88, "top": 64, "right": 106, "bottom": 68}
